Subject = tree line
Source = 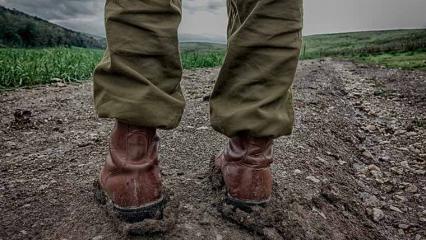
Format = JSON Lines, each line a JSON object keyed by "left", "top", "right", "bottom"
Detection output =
{"left": 0, "top": 6, "right": 105, "bottom": 49}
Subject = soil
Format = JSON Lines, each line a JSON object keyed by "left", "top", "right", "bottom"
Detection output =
{"left": 0, "top": 59, "right": 425, "bottom": 240}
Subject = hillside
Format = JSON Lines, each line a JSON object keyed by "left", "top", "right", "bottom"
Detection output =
{"left": 302, "top": 29, "right": 426, "bottom": 69}
{"left": 0, "top": 6, "right": 105, "bottom": 48}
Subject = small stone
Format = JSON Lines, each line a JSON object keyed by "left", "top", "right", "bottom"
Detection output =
{"left": 306, "top": 176, "right": 321, "bottom": 183}
{"left": 395, "top": 195, "right": 407, "bottom": 202}
{"left": 20, "top": 230, "right": 28, "bottom": 235}
{"left": 406, "top": 184, "right": 418, "bottom": 193}
{"left": 5, "top": 153, "right": 12, "bottom": 157}
{"left": 400, "top": 161, "right": 410, "bottom": 168}
{"left": 294, "top": 169, "right": 302, "bottom": 174}
{"left": 38, "top": 184, "right": 49, "bottom": 191}
{"left": 5, "top": 141, "right": 16, "bottom": 147}
{"left": 263, "top": 228, "right": 282, "bottom": 239}
{"left": 200, "top": 212, "right": 212, "bottom": 225}
{"left": 398, "top": 224, "right": 409, "bottom": 230}
{"left": 372, "top": 208, "right": 385, "bottom": 222}
{"left": 196, "top": 126, "right": 209, "bottom": 130}
{"left": 391, "top": 167, "right": 404, "bottom": 175}
{"left": 415, "top": 234, "right": 422, "bottom": 240}
{"left": 360, "top": 192, "right": 380, "bottom": 207}
{"left": 394, "top": 129, "right": 407, "bottom": 135}
{"left": 353, "top": 163, "right": 367, "bottom": 173}
{"left": 363, "top": 150, "right": 374, "bottom": 159}
{"left": 216, "top": 234, "right": 223, "bottom": 240}
{"left": 338, "top": 160, "right": 347, "bottom": 165}
{"left": 389, "top": 205, "right": 403, "bottom": 213}
{"left": 316, "top": 157, "right": 328, "bottom": 164}
{"left": 365, "top": 124, "right": 376, "bottom": 131}
{"left": 368, "top": 164, "right": 380, "bottom": 172}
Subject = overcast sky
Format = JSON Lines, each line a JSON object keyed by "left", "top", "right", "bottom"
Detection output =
{"left": 1, "top": 0, "right": 425, "bottom": 42}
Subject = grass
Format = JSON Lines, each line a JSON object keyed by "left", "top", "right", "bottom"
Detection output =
{"left": 180, "top": 42, "right": 225, "bottom": 69}
{"left": 0, "top": 43, "right": 226, "bottom": 89}
{"left": 300, "top": 29, "right": 426, "bottom": 69}
{"left": 355, "top": 50, "right": 426, "bottom": 70}
{"left": 1, "top": 29, "right": 425, "bottom": 89}
{"left": 0, "top": 47, "right": 103, "bottom": 89}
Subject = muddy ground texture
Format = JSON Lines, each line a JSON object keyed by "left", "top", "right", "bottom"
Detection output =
{"left": 1, "top": 59, "right": 425, "bottom": 240}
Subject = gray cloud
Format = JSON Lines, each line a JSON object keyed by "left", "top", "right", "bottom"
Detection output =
{"left": 0, "top": 0, "right": 104, "bottom": 20}
{"left": 1, "top": 0, "right": 425, "bottom": 41}
{"left": 183, "top": 0, "right": 225, "bottom": 14}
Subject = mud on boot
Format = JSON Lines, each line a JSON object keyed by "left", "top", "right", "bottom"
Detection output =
{"left": 93, "top": 180, "right": 179, "bottom": 235}
{"left": 213, "top": 136, "right": 274, "bottom": 206}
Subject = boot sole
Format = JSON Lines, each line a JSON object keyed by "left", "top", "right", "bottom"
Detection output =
{"left": 226, "top": 193, "right": 270, "bottom": 208}
{"left": 93, "top": 180, "right": 165, "bottom": 223}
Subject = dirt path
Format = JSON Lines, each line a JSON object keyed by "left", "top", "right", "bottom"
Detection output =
{"left": 1, "top": 60, "right": 425, "bottom": 240}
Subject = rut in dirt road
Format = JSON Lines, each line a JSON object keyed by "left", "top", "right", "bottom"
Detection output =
{"left": 0, "top": 59, "right": 425, "bottom": 240}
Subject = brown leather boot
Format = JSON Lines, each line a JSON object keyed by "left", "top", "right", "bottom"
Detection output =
{"left": 215, "top": 136, "right": 273, "bottom": 205}
{"left": 98, "top": 121, "right": 164, "bottom": 222}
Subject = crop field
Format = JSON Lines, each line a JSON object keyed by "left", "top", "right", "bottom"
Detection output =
{"left": 1, "top": 29, "right": 425, "bottom": 89}
{"left": 0, "top": 48, "right": 102, "bottom": 89}
{"left": 0, "top": 44, "right": 226, "bottom": 89}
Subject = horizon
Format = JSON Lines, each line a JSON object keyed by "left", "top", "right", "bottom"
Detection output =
{"left": 1, "top": 0, "right": 426, "bottom": 42}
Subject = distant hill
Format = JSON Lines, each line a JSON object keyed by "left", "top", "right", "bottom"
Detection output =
{"left": 180, "top": 42, "right": 226, "bottom": 52}
{"left": 0, "top": 5, "right": 105, "bottom": 48}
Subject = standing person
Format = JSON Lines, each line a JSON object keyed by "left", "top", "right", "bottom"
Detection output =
{"left": 93, "top": 0, "right": 303, "bottom": 221}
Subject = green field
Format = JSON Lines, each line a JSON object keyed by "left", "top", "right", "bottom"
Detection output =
{"left": 1, "top": 29, "right": 425, "bottom": 89}
{"left": 0, "top": 48, "right": 102, "bottom": 88}
{"left": 301, "top": 29, "right": 426, "bottom": 70}
{"left": 0, "top": 43, "right": 226, "bottom": 89}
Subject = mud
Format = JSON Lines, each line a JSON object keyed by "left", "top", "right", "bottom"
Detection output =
{"left": 0, "top": 60, "right": 425, "bottom": 239}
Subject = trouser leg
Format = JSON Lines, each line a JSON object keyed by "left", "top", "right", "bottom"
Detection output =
{"left": 93, "top": 0, "right": 184, "bottom": 129}
{"left": 210, "top": 0, "right": 303, "bottom": 138}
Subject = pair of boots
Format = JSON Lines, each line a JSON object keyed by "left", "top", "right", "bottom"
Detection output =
{"left": 98, "top": 121, "right": 273, "bottom": 221}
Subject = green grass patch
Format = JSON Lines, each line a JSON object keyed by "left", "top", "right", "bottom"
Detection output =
{"left": 0, "top": 44, "right": 226, "bottom": 89}
{"left": 0, "top": 47, "right": 103, "bottom": 89}
{"left": 354, "top": 50, "right": 426, "bottom": 70}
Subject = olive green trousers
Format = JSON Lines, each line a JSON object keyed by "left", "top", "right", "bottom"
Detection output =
{"left": 94, "top": 0, "right": 303, "bottom": 138}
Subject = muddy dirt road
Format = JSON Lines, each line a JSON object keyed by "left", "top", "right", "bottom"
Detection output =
{"left": 1, "top": 60, "right": 425, "bottom": 240}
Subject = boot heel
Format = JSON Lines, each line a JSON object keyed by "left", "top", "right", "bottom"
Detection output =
{"left": 226, "top": 193, "right": 270, "bottom": 209}
{"left": 93, "top": 179, "right": 165, "bottom": 223}
{"left": 113, "top": 197, "right": 165, "bottom": 223}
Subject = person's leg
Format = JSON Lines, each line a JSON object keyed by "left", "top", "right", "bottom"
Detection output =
{"left": 93, "top": 0, "right": 182, "bottom": 221}
{"left": 213, "top": 0, "right": 303, "bottom": 205}
{"left": 94, "top": 0, "right": 184, "bottom": 129}
{"left": 211, "top": 0, "right": 303, "bottom": 138}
